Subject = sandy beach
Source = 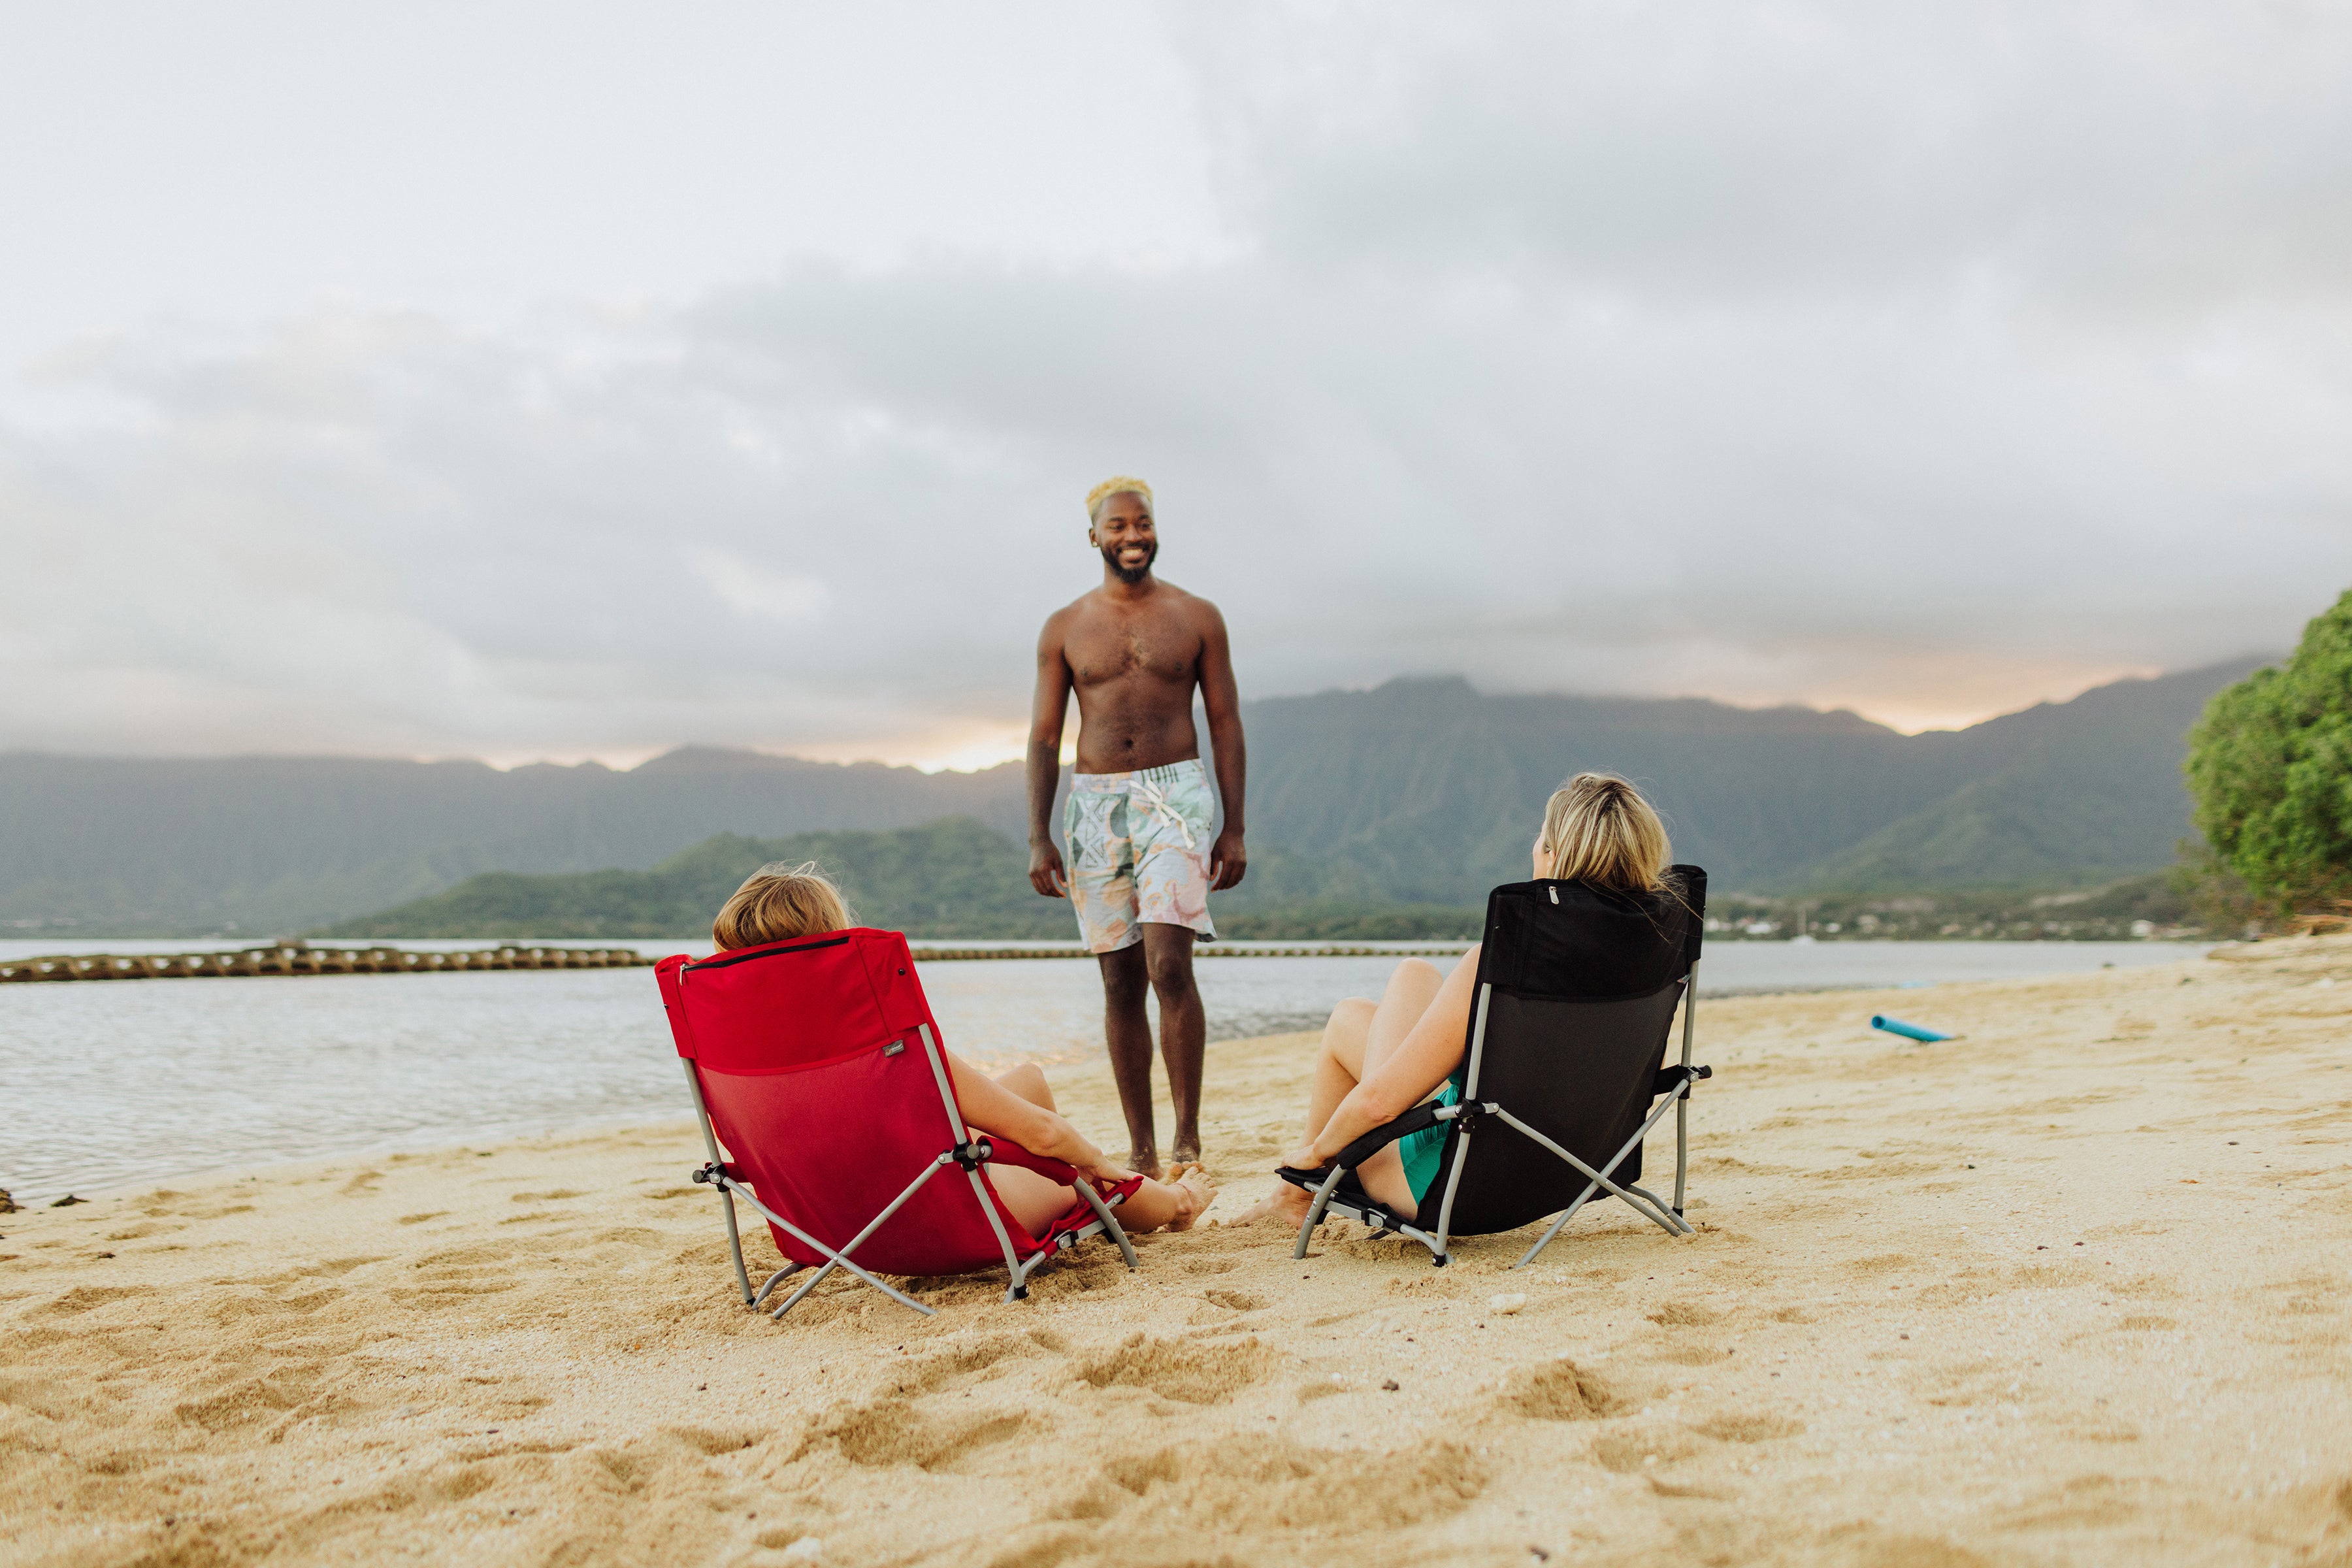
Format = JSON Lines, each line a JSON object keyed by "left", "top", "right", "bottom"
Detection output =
{"left": 7, "top": 938, "right": 2352, "bottom": 1567}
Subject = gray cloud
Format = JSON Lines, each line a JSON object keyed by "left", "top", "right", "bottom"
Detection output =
{"left": 3, "top": 1, "right": 2348, "bottom": 762}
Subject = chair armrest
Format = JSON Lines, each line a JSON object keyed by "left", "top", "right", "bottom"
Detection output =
{"left": 1653, "top": 1062, "right": 1713, "bottom": 1097}
{"left": 1278, "top": 1101, "right": 1447, "bottom": 1184}
{"left": 978, "top": 1136, "right": 1081, "bottom": 1186}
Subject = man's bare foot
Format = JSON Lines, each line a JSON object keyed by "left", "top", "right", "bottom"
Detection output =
{"left": 1164, "top": 1170, "right": 1217, "bottom": 1232}
{"left": 1171, "top": 1136, "right": 1201, "bottom": 1169}
{"left": 1126, "top": 1149, "right": 1162, "bottom": 1181}
{"left": 1223, "top": 1182, "right": 1313, "bottom": 1229}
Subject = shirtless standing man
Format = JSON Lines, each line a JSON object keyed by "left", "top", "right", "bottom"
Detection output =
{"left": 1028, "top": 477, "right": 1246, "bottom": 1179}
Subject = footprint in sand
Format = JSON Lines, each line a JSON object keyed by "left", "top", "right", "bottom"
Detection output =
{"left": 1647, "top": 1301, "right": 1725, "bottom": 1327}
{"left": 1504, "top": 1359, "right": 1625, "bottom": 1422}
{"left": 1693, "top": 1413, "right": 1805, "bottom": 1443}
{"left": 800, "top": 1393, "right": 1037, "bottom": 1473}
{"left": 1081, "top": 1435, "right": 1488, "bottom": 1535}
{"left": 1074, "top": 1333, "right": 1279, "bottom": 1405}
{"left": 1591, "top": 1429, "right": 1698, "bottom": 1473}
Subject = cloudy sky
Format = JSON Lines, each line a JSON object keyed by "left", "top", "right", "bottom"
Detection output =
{"left": 3, "top": 3, "right": 2348, "bottom": 768}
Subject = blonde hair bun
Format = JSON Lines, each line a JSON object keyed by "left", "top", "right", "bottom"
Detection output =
{"left": 711, "top": 860, "right": 854, "bottom": 950}
{"left": 1538, "top": 774, "right": 1672, "bottom": 894}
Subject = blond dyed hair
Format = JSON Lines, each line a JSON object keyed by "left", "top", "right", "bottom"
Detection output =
{"left": 711, "top": 861, "right": 853, "bottom": 951}
{"left": 1538, "top": 774, "right": 1673, "bottom": 894}
{"left": 1085, "top": 476, "right": 1153, "bottom": 525}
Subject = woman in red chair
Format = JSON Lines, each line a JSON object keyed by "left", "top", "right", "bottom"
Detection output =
{"left": 711, "top": 863, "right": 1215, "bottom": 1236}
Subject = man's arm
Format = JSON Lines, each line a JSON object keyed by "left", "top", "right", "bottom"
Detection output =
{"left": 1026, "top": 612, "right": 1075, "bottom": 898}
{"left": 1196, "top": 600, "right": 1247, "bottom": 890}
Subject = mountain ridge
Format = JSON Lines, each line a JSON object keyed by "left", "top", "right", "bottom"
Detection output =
{"left": 0, "top": 657, "right": 2270, "bottom": 934}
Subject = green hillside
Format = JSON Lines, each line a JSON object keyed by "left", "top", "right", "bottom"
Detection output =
{"left": 325, "top": 818, "right": 1073, "bottom": 940}
{"left": 9, "top": 657, "right": 2270, "bottom": 936}
{"left": 1805, "top": 662, "right": 2255, "bottom": 890}
{"left": 328, "top": 817, "right": 1488, "bottom": 941}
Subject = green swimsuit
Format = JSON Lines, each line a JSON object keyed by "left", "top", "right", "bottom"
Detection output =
{"left": 1395, "top": 1071, "right": 1465, "bottom": 1209}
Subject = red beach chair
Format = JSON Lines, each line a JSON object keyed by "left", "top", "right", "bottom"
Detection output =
{"left": 655, "top": 928, "right": 1140, "bottom": 1319}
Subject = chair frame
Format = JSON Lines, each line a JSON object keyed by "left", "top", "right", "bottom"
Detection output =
{"left": 1285, "top": 962, "right": 1709, "bottom": 1269}
{"left": 684, "top": 1022, "right": 1137, "bottom": 1318}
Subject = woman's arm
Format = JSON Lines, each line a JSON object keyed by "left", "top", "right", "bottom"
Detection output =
{"left": 944, "top": 1051, "right": 1132, "bottom": 1184}
{"left": 1287, "top": 945, "right": 1480, "bottom": 1168}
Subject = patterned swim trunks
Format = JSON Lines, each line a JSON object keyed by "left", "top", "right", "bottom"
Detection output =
{"left": 1062, "top": 759, "right": 1219, "bottom": 954}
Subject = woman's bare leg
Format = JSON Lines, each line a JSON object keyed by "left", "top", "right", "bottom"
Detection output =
{"left": 990, "top": 1164, "right": 1214, "bottom": 1235}
{"left": 992, "top": 1062, "right": 1056, "bottom": 1111}
{"left": 1348, "top": 958, "right": 1445, "bottom": 1213}
{"left": 1113, "top": 1167, "right": 1215, "bottom": 1232}
{"left": 1303, "top": 996, "right": 1377, "bottom": 1144}
{"left": 977, "top": 1060, "right": 1214, "bottom": 1233}
{"left": 1230, "top": 957, "right": 1447, "bottom": 1226}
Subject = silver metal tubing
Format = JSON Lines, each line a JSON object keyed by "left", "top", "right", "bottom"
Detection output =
{"left": 765, "top": 1162, "right": 946, "bottom": 1316}
{"left": 1319, "top": 1196, "right": 1443, "bottom": 1260}
{"left": 1293, "top": 1166, "right": 1349, "bottom": 1260}
{"left": 1624, "top": 1183, "right": 1682, "bottom": 1227}
{"left": 1587, "top": 1090, "right": 1696, "bottom": 1230}
{"left": 966, "top": 1168, "right": 1029, "bottom": 1287}
{"left": 751, "top": 1264, "right": 802, "bottom": 1309}
{"left": 743, "top": 1194, "right": 936, "bottom": 1316}
{"left": 921, "top": 1022, "right": 1109, "bottom": 1298}
{"left": 1463, "top": 983, "right": 1494, "bottom": 1097}
{"left": 1430, "top": 1120, "right": 1476, "bottom": 1260}
{"left": 1073, "top": 1179, "right": 1139, "bottom": 1270}
{"left": 1512, "top": 1179, "right": 1602, "bottom": 1269}
{"left": 917, "top": 1026, "right": 966, "bottom": 1139}
{"left": 681, "top": 1061, "right": 755, "bottom": 1303}
{"left": 1674, "top": 963, "right": 1698, "bottom": 1214}
{"left": 1392, "top": 1222, "right": 1443, "bottom": 1256}
{"left": 1491, "top": 1101, "right": 1689, "bottom": 1237}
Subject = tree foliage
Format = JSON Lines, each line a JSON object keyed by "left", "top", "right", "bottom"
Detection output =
{"left": 2185, "top": 589, "right": 2352, "bottom": 915}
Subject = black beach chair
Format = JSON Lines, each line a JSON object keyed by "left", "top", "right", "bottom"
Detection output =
{"left": 1275, "top": 867, "right": 1710, "bottom": 1268}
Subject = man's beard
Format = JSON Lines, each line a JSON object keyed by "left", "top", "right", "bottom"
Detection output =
{"left": 1102, "top": 539, "right": 1158, "bottom": 585}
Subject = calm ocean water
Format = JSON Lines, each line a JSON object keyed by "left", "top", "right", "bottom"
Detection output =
{"left": 0, "top": 939, "right": 2203, "bottom": 1202}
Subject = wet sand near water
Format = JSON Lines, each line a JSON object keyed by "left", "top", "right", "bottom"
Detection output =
{"left": 5, "top": 936, "right": 2351, "bottom": 1566}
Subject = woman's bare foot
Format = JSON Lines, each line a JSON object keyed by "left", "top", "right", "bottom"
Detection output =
{"left": 1164, "top": 1169, "right": 1217, "bottom": 1232}
{"left": 1222, "top": 1181, "right": 1313, "bottom": 1229}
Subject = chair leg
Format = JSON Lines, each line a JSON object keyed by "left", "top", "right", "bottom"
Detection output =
{"left": 1293, "top": 1166, "right": 1350, "bottom": 1260}
{"left": 1429, "top": 1122, "right": 1477, "bottom": 1267}
{"left": 1624, "top": 1184, "right": 1691, "bottom": 1235}
{"left": 1071, "top": 1178, "right": 1139, "bottom": 1270}
{"left": 717, "top": 1186, "right": 755, "bottom": 1304}
{"left": 1491, "top": 1096, "right": 1693, "bottom": 1264}
{"left": 751, "top": 1264, "right": 802, "bottom": 1309}
{"left": 717, "top": 1169, "right": 941, "bottom": 1318}
{"left": 1514, "top": 1180, "right": 1601, "bottom": 1269}
{"left": 1674, "top": 1098, "right": 1690, "bottom": 1215}
{"left": 683, "top": 1060, "right": 755, "bottom": 1304}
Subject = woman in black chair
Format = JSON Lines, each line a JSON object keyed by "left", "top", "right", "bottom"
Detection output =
{"left": 1230, "top": 772, "right": 1675, "bottom": 1230}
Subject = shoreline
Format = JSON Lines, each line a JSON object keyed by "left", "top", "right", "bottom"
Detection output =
{"left": 3, "top": 954, "right": 2208, "bottom": 1211}
{"left": 8, "top": 938, "right": 2351, "bottom": 1565}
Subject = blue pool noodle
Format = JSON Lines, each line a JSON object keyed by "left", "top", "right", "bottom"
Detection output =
{"left": 1871, "top": 1015, "right": 1954, "bottom": 1043}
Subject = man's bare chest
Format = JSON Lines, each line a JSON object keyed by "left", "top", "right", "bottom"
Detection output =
{"left": 1066, "top": 612, "right": 1200, "bottom": 688}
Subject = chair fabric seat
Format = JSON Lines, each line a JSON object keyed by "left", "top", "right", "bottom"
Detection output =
{"left": 657, "top": 928, "right": 1140, "bottom": 1314}
{"left": 1282, "top": 866, "right": 1711, "bottom": 1268}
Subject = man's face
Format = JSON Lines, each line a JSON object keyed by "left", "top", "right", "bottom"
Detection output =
{"left": 1090, "top": 493, "right": 1158, "bottom": 585}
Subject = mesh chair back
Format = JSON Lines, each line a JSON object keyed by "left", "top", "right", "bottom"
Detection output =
{"left": 1433, "top": 866, "right": 1707, "bottom": 1236}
